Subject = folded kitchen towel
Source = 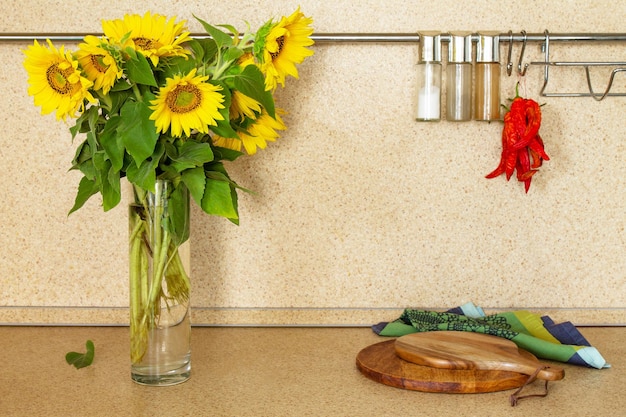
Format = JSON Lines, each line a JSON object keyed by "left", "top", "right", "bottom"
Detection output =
{"left": 373, "top": 302, "right": 609, "bottom": 369}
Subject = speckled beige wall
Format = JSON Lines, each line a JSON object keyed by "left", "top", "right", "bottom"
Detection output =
{"left": 1, "top": 0, "right": 625, "bottom": 325}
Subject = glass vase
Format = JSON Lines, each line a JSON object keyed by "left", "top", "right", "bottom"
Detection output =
{"left": 128, "top": 179, "right": 191, "bottom": 386}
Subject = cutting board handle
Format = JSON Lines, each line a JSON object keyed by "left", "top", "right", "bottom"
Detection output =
{"left": 534, "top": 366, "right": 564, "bottom": 381}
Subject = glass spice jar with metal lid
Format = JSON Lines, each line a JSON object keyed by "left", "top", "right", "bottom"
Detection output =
{"left": 416, "top": 31, "right": 442, "bottom": 121}
{"left": 474, "top": 32, "right": 501, "bottom": 121}
{"left": 446, "top": 31, "right": 473, "bottom": 121}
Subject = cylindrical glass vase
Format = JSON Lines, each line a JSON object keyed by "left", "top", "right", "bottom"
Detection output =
{"left": 128, "top": 179, "right": 191, "bottom": 386}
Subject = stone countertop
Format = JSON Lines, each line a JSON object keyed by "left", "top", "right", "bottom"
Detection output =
{"left": 0, "top": 326, "right": 623, "bottom": 416}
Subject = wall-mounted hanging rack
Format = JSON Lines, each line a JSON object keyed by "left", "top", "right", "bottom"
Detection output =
{"left": 3, "top": 31, "right": 626, "bottom": 100}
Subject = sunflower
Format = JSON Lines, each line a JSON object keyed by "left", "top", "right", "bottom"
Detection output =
{"left": 149, "top": 69, "right": 225, "bottom": 137}
{"left": 75, "top": 36, "right": 122, "bottom": 95}
{"left": 102, "top": 12, "right": 191, "bottom": 66}
{"left": 259, "top": 8, "right": 314, "bottom": 90}
{"left": 212, "top": 110, "right": 286, "bottom": 155}
{"left": 23, "top": 39, "right": 94, "bottom": 120}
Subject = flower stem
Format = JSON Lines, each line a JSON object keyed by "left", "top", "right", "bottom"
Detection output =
{"left": 129, "top": 211, "right": 147, "bottom": 363}
{"left": 131, "top": 83, "right": 143, "bottom": 102}
{"left": 129, "top": 181, "right": 190, "bottom": 364}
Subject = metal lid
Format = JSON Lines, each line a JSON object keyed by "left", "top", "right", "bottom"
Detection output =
{"left": 418, "top": 31, "right": 442, "bottom": 62}
{"left": 476, "top": 32, "right": 500, "bottom": 63}
{"left": 448, "top": 31, "right": 472, "bottom": 63}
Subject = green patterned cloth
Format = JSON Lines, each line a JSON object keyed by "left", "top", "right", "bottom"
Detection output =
{"left": 373, "top": 302, "right": 609, "bottom": 369}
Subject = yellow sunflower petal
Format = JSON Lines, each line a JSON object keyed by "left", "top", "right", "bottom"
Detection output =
{"left": 231, "top": 90, "right": 262, "bottom": 121}
{"left": 211, "top": 135, "right": 242, "bottom": 152}
{"left": 240, "top": 110, "right": 286, "bottom": 155}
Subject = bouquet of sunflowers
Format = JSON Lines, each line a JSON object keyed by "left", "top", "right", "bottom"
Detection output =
{"left": 23, "top": 8, "right": 313, "bottom": 216}
{"left": 23, "top": 9, "right": 314, "bottom": 366}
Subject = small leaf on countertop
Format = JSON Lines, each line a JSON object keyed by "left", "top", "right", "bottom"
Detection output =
{"left": 65, "top": 340, "right": 95, "bottom": 369}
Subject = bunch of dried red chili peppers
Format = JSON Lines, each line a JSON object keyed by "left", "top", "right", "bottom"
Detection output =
{"left": 486, "top": 85, "right": 549, "bottom": 193}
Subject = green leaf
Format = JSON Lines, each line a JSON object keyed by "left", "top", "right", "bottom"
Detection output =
{"left": 69, "top": 106, "right": 97, "bottom": 139}
{"left": 105, "top": 166, "right": 122, "bottom": 211}
{"left": 126, "top": 142, "right": 164, "bottom": 192}
{"left": 86, "top": 101, "right": 101, "bottom": 135}
{"left": 65, "top": 340, "right": 95, "bottom": 369}
{"left": 78, "top": 159, "right": 96, "bottom": 182}
{"left": 223, "top": 45, "right": 244, "bottom": 63}
{"left": 211, "top": 118, "right": 239, "bottom": 139}
{"left": 194, "top": 16, "right": 233, "bottom": 48}
{"left": 71, "top": 140, "right": 93, "bottom": 171}
{"left": 99, "top": 116, "right": 124, "bottom": 172}
{"left": 170, "top": 141, "right": 215, "bottom": 172}
{"left": 160, "top": 56, "right": 196, "bottom": 81}
{"left": 119, "top": 99, "right": 159, "bottom": 167}
{"left": 205, "top": 170, "right": 252, "bottom": 195}
{"left": 198, "top": 39, "right": 218, "bottom": 63}
{"left": 93, "top": 152, "right": 121, "bottom": 211}
{"left": 209, "top": 83, "right": 238, "bottom": 138}
{"left": 125, "top": 53, "right": 157, "bottom": 86}
{"left": 201, "top": 176, "right": 239, "bottom": 220}
{"left": 217, "top": 24, "right": 240, "bottom": 39}
{"left": 68, "top": 176, "right": 99, "bottom": 215}
{"left": 181, "top": 167, "right": 206, "bottom": 207}
{"left": 85, "top": 131, "right": 99, "bottom": 159}
{"left": 212, "top": 146, "right": 244, "bottom": 162}
{"left": 187, "top": 38, "right": 218, "bottom": 65}
{"left": 233, "top": 65, "right": 275, "bottom": 118}
{"left": 187, "top": 39, "right": 205, "bottom": 62}
{"left": 107, "top": 88, "right": 133, "bottom": 115}
{"left": 110, "top": 79, "right": 133, "bottom": 92}
{"left": 127, "top": 159, "right": 156, "bottom": 192}
{"left": 168, "top": 184, "right": 190, "bottom": 246}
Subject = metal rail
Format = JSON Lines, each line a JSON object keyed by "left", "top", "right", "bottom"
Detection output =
{"left": 2, "top": 32, "right": 626, "bottom": 43}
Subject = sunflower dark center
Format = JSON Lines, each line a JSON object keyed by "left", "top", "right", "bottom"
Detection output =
{"left": 270, "top": 36, "right": 285, "bottom": 60}
{"left": 166, "top": 84, "right": 201, "bottom": 113}
{"left": 133, "top": 37, "right": 157, "bottom": 50}
{"left": 46, "top": 63, "right": 73, "bottom": 94}
{"left": 90, "top": 54, "right": 109, "bottom": 74}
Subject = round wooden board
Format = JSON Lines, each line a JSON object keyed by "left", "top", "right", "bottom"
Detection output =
{"left": 356, "top": 340, "right": 531, "bottom": 393}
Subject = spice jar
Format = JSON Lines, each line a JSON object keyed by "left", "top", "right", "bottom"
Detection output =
{"left": 416, "top": 31, "right": 442, "bottom": 121}
{"left": 474, "top": 32, "right": 501, "bottom": 121}
{"left": 446, "top": 32, "right": 472, "bottom": 121}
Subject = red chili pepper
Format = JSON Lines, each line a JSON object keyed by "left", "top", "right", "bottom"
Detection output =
{"left": 485, "top": 111, "right": 518, "bottom": 180}
{"left": 511, "top": 98, "right": 542, "bottom": 149}
{"left": 516, "top": 146, "right": 536, "bottom": 193}
{"left": 486, "top": 85, "right": 549, "bottom": 193}
{"left": 526, "top": 134, "right": 550, "bottom": 162}
{"left": 529, "top": 135, "right": 546, "bottom": 169}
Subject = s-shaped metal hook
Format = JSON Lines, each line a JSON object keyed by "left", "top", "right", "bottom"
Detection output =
{"left": 518, "top": 30, "right": 529, "bottom": 76}
{"left": 506, "top": 31, "right": 514, "bottom": 76}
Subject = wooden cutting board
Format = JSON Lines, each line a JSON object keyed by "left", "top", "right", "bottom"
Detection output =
{"left": 395, "top": 331, "right": 564, "bottom": 381}
{"left": 356, "top": 340, "right": 533, "bottom": 393}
